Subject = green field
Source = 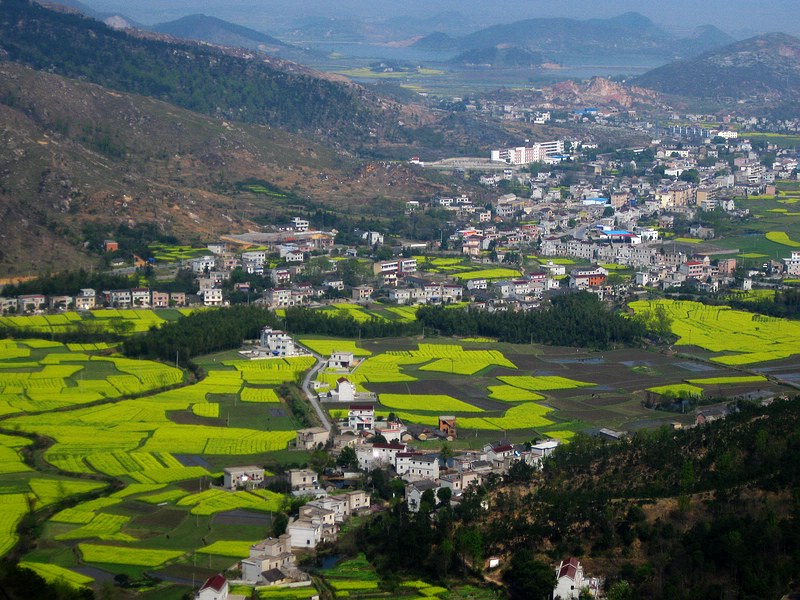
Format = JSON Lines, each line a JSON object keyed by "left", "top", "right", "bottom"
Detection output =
{"left": 630, "top": 299, "right": 800, "bottom": 365}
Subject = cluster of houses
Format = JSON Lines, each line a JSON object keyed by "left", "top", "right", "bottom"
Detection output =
{"left": 0, "top": 288, "right": 187, "bottom": 314}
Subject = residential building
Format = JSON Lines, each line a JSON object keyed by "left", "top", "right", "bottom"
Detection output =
{"left": 241, "top": 535, "right": 294, "bottom": 584}
{"left": 260, "top": 327, "right": 296, "bottom": 356}
{"left": 105, "top": 289, "right": 132, "bottom": 308}
{"left": 223, "top": 466, "right": 264, "bottom": 490}
{"left": 356, "top": 443, "right": 406, "bottom": 470}
{"left": 406, "top": 479, "right": 439, "bottom": 512}
{"left": 288, "top": 468, "right": 319, "bottom": 492}
{"left": 196, "top": 574, "right": 228, "bottom": 600}
{"left": 553, "top": 557, "right": 599, "bottom": 599}
{"left": 347, "top": 404, "right": 375, "bottom": 432}
{"left": 327, "top": 352, "right": 355, "bottom": 370}
{"left": 202, "top": 288, "right": 223, "bottom": 307}
{"left": 785, "top": 251, "right": 800, "bottom": 276}
{"left": 395, "top": 453, "right": 440, "bottom": 481}
{"left": 151, "top": 291, "right": 169, "bottom": 308}
{"left": 352, "top": 285, "right": 374, "bottom": 301}
{"left": 131, "top": 288, "right": 151, "bottom": 307}
{"left": 296, "top": 427, "right": 330, "bottom": 450}
{"left": 75, "top": 289, "right": 97, "bottom": 311}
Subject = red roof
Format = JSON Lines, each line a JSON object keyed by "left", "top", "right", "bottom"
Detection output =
{"left": 493, "top": 445, "right": 514, "bottom": 453}
{"left": 200, "top": 574, "right": 227, "bottom": 592}
{"left": 373, "top": 443, "right": 406, "bottom": 450}
{"left": 557, "top": 557, "right": 580, "bottom": 580}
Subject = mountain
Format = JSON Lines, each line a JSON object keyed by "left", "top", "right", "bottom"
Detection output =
{"left": 679, "top": 24, "right": 737, "bottom": 56}
{"left": 635, "top": 32, "right": 800, "bottom": 101}
{"left": 0, "top": 0, "right": 401, "bottom": 146}
{"left": 150, "top": 14, "right": 301, "bottom": 57}
{"left": 449, "top": 45, "right": 547, "bottom": 68}
{"left": 414, "top": 12, "right": 734, "bottom": 61}
{"left": 454, "top": 12, "right": 670, "bottom": 57}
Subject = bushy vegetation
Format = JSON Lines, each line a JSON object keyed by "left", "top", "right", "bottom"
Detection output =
{"left": 418, "top": 292, "right": 645, "bottom": 348}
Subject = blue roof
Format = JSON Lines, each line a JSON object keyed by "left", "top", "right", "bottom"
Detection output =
{"left": 603, "top": 230, "right": 633, "bottom": 235}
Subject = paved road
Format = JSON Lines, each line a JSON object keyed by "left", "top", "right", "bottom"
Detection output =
{"left": 300, "top": 351, "right": 333, "bottom": 431}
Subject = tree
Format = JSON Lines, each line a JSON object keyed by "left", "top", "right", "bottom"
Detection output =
{"left": 272, "top": 512, "right": 289, "bottom": 537}
{"left": 336, "top": 446, "right": 359, "bottom": 470}
{"left": 503, "top": 550, "right": 555, "bottom": 600}
{"left": 607, "top": 580, "right": 634, "bottom": 600}
{"left": 437, "top": 486, "right": 452, "bottom": 506}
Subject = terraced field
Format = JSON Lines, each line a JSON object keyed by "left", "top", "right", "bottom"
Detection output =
{"left": 0, "top": 338, "right": 313, "bottom": 588}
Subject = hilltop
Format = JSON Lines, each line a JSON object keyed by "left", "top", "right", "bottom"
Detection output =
{"left": 635, "top": 32, "right": 800, "bottom": 103}
{"left": 414, "top": 12, "right": 733, "bottom": 61}
{"left": 150, "top": 14, "right": 306, "bottom": 60}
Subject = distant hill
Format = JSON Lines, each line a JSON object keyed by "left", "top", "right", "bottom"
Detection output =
{"left": 449, "top": 45, "right": 547, "bottom": 68}
{"left": 413, "top": 31, "right": 458, "bottom": 51}
{"left": 453, "top": 12, "right": 668, "bottom": 57}
{"left": 414, "top": 12, "right": 734, "bottom": 61}
{"left": 151, "top": 14, "right": 300, "bottom": 56}
{"left": 635, "top": 32, "right": 800, "bottom": 100}
{"left": 680, "top": 24, "right": 737, "bottom": 56}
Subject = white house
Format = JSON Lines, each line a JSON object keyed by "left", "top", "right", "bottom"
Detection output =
{"left": 395, "top": 453, "right": 440, "bottom": 481}
{"left": 336, "top": 378, "right": 355, "bottom": 403}
{"left": 327, "top": 352, "right": 355, "bottom": 370}
{"left": 347, "top": 404, "right": 374, "bottom": 431}
{"left": 196, "top": 574, "right": 228, "bottom": 600}
{"left": 406, "top": 479, "right": 439, "bottom": 512}
{"left": 260, "top": 327, "right": 296, "bottom": 356}
{"left": 356, "top": 443, "right": 407, "bottom": 470}
{"left": 553, "top": 557, "right": 599, "bottom": 599}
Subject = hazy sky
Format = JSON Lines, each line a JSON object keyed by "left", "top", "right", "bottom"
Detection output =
{"left": 84, "top": 0, "right": 800, "bottom": 35}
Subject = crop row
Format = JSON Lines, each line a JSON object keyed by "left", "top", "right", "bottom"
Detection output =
{"left": 497, "top": 375, "right": 595, "bottom": 391}
{"left": 378, "top": 394, "right": 483, "bottom": 413}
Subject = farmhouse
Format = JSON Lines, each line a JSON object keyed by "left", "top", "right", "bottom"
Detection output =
{"left": 223, "top": 466, "right": 264, "bottom": 490}
{"left": 259, "top": 327, "right": 296, "bottom": 356}
{"left": 196, "top": 574, "right": 229, "bottom": 600}
{"left": 347, "top": 404, "right": 375, "bottom": 432}
{"left": 288, "top": 468, "right": 320, "bottom": 493}
{"left": 296, "top": 427, "right": 329, "bottom": 450}
{"left": 327, "top": 351, "right": 355, "bottom": 370}
{"left": 241, "top": 534, "right": 296, "bottom": 584}
{"left": 553, "top": 557, "right": 600, "bottom": 599}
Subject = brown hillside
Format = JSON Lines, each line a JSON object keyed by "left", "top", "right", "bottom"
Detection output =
{"left": 0, "top": 63, "right": 444, "bottom": 276}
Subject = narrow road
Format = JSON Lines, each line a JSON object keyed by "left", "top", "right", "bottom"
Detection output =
{"left": 300, "top": 350, "right": 332, "bottom": 431}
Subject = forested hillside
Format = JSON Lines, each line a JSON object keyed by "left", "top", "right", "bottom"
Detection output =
{"left": 0, "top": 0, "right": 398, "bottom": 143}
{"left": 356, "top": 398, "right": 800, "bottom": 599}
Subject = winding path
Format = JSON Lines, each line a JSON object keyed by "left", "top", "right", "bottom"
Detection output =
{"left": 299, "top": 350, "right": 333, "bottom": 431}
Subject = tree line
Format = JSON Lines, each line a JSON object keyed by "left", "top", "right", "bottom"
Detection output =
{"left": 417, "top": 292, "right": 645, "bottom": 348}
